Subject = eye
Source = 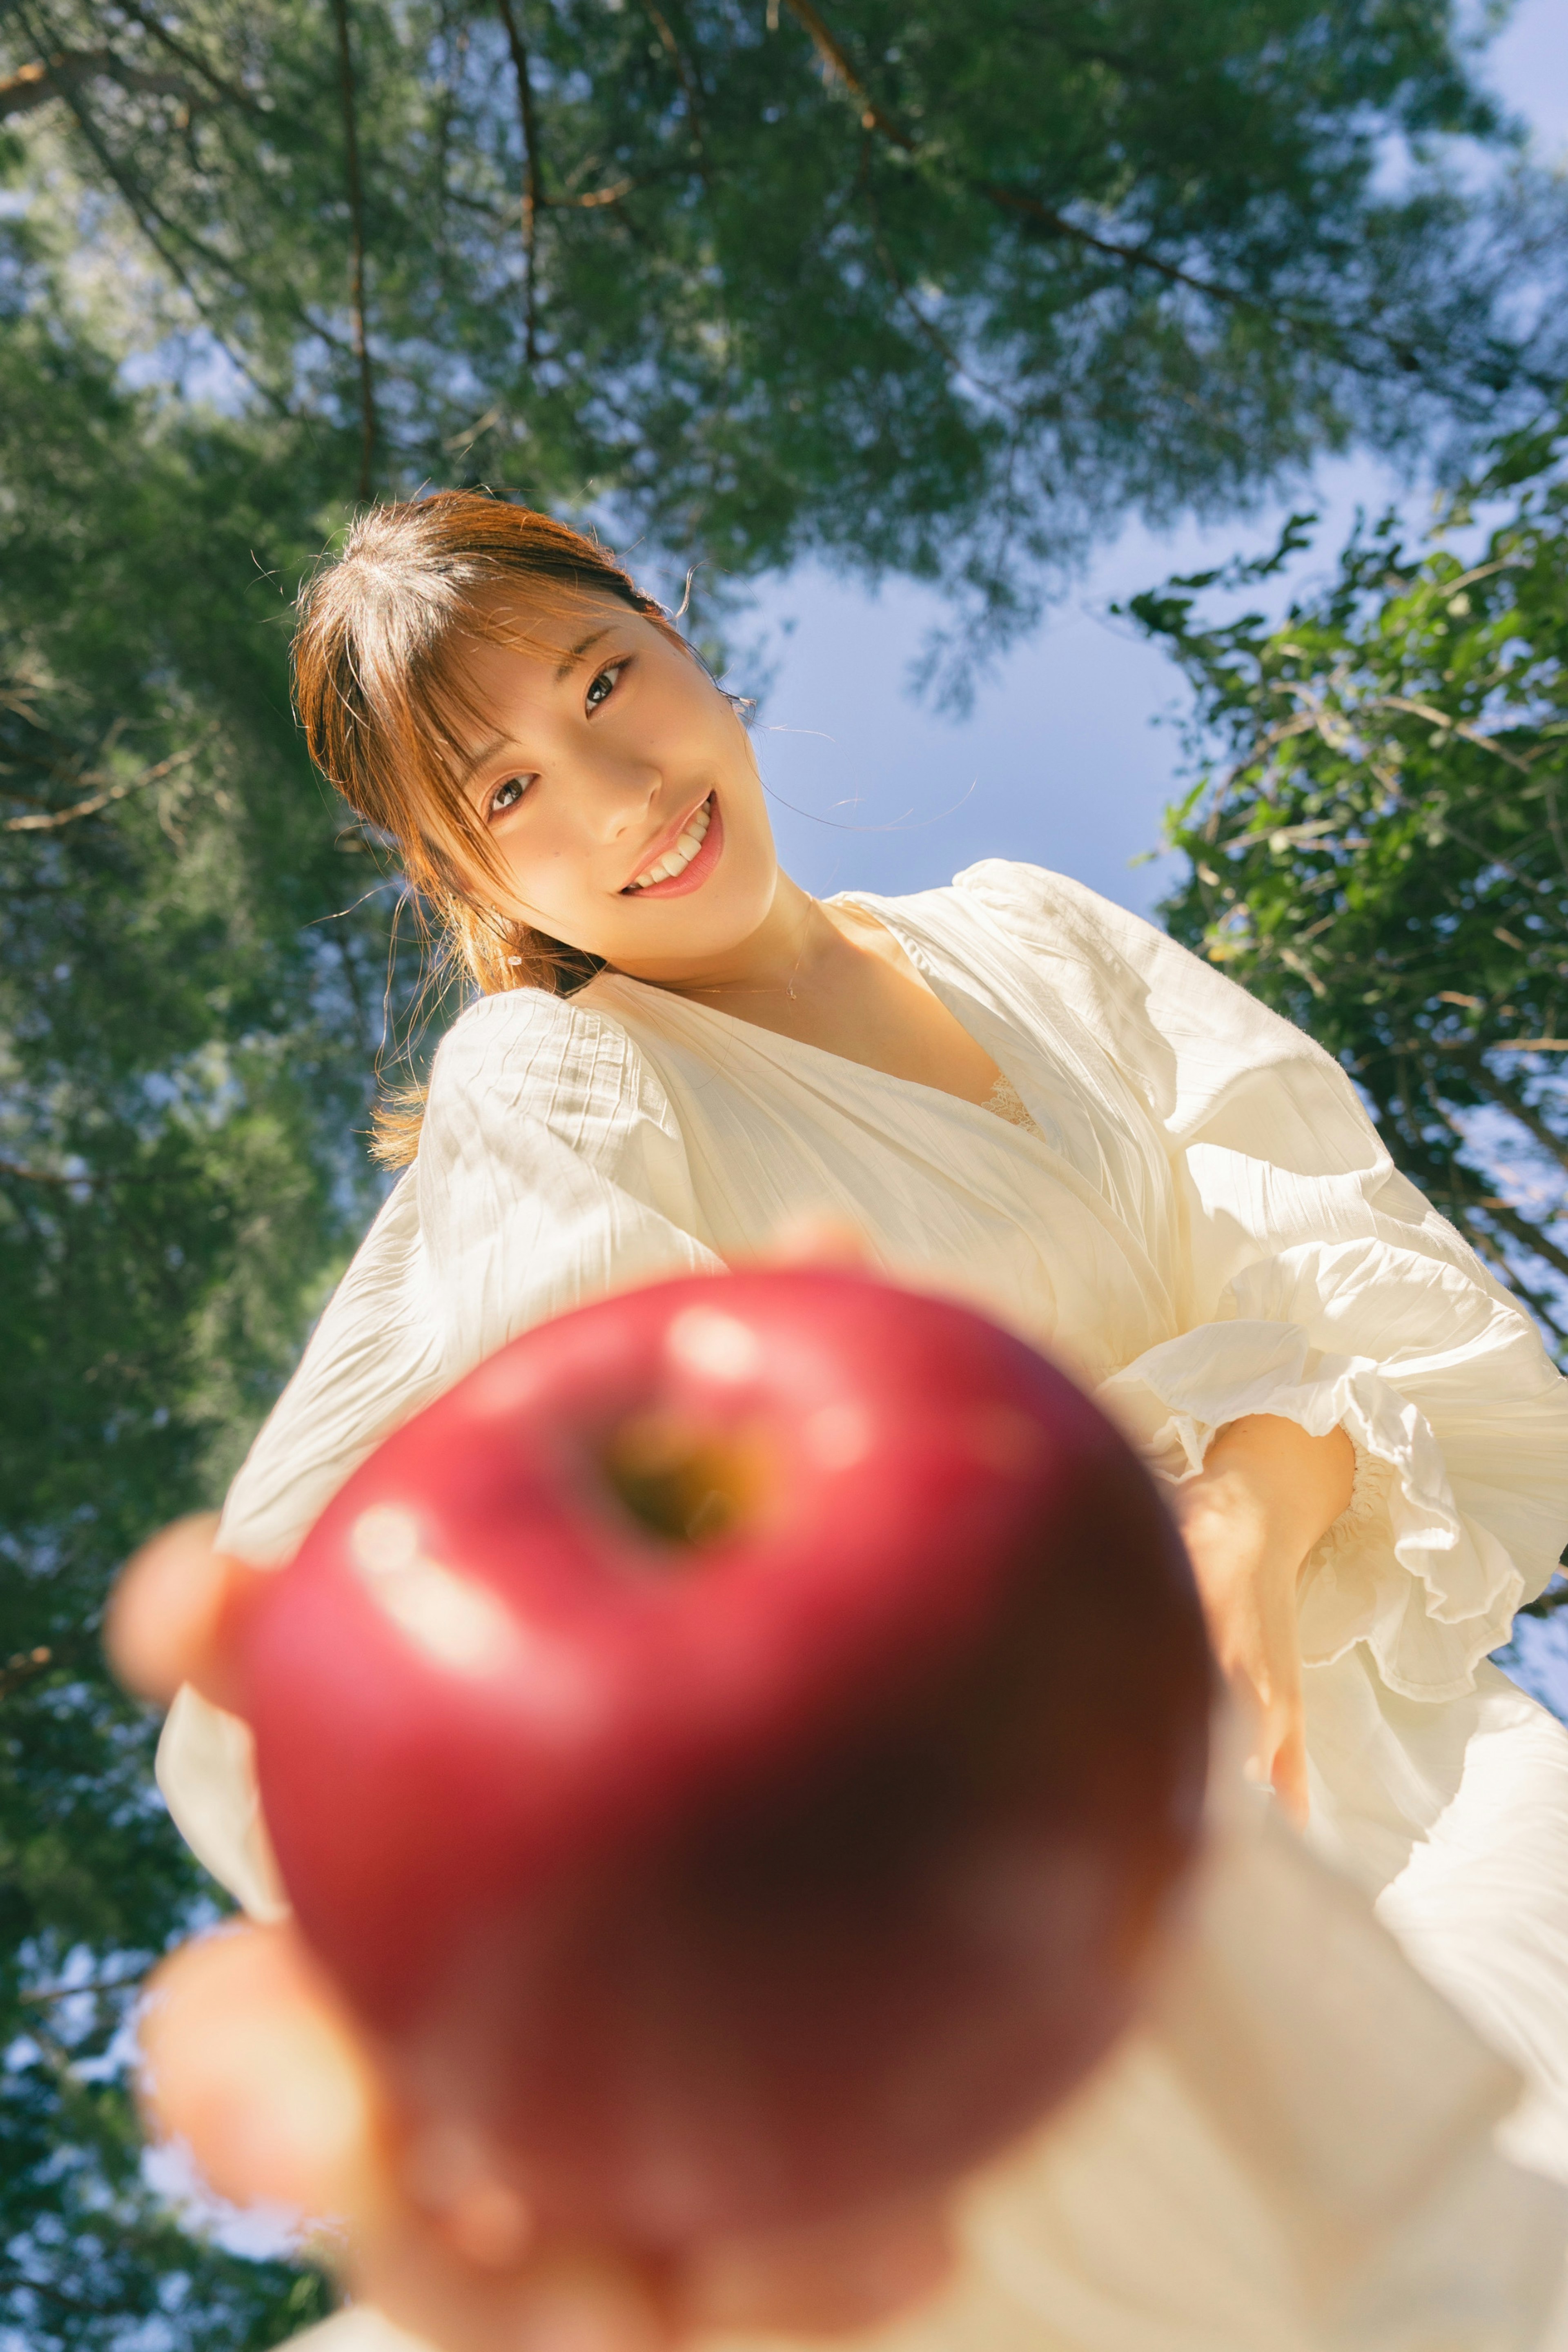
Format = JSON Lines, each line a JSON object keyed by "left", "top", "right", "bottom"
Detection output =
{"left": 487, "top": 775, "right": 530, "bottom": 820}
{"left": 585, "top": 660, "right": 628, "bottom": 713}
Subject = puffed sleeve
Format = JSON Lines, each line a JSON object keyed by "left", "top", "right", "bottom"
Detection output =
{"left": 156, "top": 989, "right": 723, "bottom": 1912}
{"left": 956, "top": 860, "right": 1568, "bottom": 1704}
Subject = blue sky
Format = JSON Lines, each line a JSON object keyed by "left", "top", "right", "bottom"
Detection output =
{"left": 730, "top": 0, "right": 1568, "bottom": 1709}
{"left": 743, "top": 0, "right": 1568, "bottom": 921}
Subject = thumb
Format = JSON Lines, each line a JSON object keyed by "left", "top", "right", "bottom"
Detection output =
{"left": 1268, "top": 1717, "right": 1310, "bottom": 1826}
{"left": 106, "top": 1516, "right": 271, "bottom": 1717}
{"left": 136, "top": 1920, "right": 389, "bottom": 2232}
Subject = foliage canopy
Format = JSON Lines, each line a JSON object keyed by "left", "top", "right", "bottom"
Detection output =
{"left": 0, "top": 276, "right": 372, "bottom": 2352}
{"left": 5, "top": 0, "right": 1567, "bottom": 686}
{"left": 1129, "top": 424, "right": 1568, "bottom": 1346}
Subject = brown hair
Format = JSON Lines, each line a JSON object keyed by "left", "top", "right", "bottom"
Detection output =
{"left": 291, "top": 491, "right": 690, "bottom": 1165}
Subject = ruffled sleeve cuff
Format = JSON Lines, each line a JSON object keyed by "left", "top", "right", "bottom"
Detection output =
{"left": 1098, "top": 1321, "right": 1526, "bottom": 1704}
{"left": 156, "top": 1684, "right": 290, "bottom": 1922}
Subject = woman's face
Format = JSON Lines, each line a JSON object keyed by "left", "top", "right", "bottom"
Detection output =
{"left": 444, "top": 588, "right": 779, "bottom": 981}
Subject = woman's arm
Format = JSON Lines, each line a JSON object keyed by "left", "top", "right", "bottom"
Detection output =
{"left": 1170, "top": 1414, "right": 1355, "bottom": 1821}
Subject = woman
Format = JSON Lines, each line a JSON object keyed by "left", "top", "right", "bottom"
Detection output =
{"left": 118, "top": 493, "right": 1568, "bottom": 2352}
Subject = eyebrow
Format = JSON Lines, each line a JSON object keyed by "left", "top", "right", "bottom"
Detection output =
{"left": 454, "top": 731, "right": 510, "bottom": 789}
{"left": 555, "top": 626, "right": 612, "bottom": 681}
{"left": 454, "top": 629, "right": 620, "bottom": 788}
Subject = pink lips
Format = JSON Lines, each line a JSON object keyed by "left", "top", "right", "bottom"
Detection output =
{"left": 621, "top": 795, "right": 724, "bottom": 900}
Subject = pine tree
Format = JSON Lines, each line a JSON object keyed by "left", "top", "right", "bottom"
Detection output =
{"left": 5, "top": 0, "right": 1565, "bottom": 687}
{"left": 0, "top": 274, "right": 385, "bottom": 2349}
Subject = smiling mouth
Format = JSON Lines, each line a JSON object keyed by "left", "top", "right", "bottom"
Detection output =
{"left": 622, "top": 795, "right": 715, "bottom": 894}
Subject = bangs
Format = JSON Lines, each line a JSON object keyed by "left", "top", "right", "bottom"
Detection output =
{"left": 378, "top": 574, "right": 630, "bottom": 906}
{"left": 299, "top": 518, "right": 660, "bottom": 911}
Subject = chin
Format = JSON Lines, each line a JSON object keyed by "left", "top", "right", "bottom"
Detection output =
{"left": 618, "top": 864, "right": 779, "bottom": 969}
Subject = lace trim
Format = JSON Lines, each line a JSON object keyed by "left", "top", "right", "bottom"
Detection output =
{"left": 984, "top": 1072, "right": 1047, "bottom": 1140}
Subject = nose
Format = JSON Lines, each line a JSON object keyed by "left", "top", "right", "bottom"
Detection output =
{"left": 577, "top": 746, "right": 661, "bottom": 847}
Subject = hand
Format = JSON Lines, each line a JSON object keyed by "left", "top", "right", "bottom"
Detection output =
{"left": 1168, "top": 1415, "right": 1354, "bottom": 1824}
{"left": 109, "top": 1519, "right": 956, "bottom": 2352}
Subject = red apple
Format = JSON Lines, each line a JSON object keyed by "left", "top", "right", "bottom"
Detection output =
{"left": 238, "top": 1269, "right": 1211, "bottom": 2250}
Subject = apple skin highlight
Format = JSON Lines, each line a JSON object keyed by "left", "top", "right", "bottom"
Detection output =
{"left": 238, "top": 1270, "right": 1213, "bottom": 2251}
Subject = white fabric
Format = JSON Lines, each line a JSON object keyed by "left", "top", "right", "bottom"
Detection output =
{"left": 157, "top": 862, "right": 1568, "bottom": 2348}
{"left": 287, "top": 1807, "right": 1568, "bottom": 2352}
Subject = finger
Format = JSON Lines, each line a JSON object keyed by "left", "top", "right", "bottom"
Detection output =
{"left": 1230, "top": 1686, "right": 1280, "bottom": 1803}
{"left": 400, "top": 2122, "right": 534, "bottom": 2269}
{"left": 762, "top": 1212, "right": 873, "bottom": 1270}
{"left": 1269, "top": 1719, "right": 1310, "bottom": 1826}
{"left": 359, "top": 2234, "right": 670, "bottom": 2352}
{"left": 107, "top": 1518, "right": 276, "bottom": 1716}
{"left": 675, "top": 2197, "right": 956, "bottom": 2336}
{"left": 140, "top": 1926, "right": 670, "bottom": 2352}
{"left": 105, "top": 1516, "right": 229, "bottom": 1704}
{"left": 136, "top": 1920, "right": 389, "bottom": 2229}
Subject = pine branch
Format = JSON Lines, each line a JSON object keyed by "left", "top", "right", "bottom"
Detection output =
{"left": 0, "top": 45, "right": 185, "bottom": 121}
{"left": 6, "top": 2, "right": 287, "bottom": 416}
{"left": 495, "top": 0, "right": 544, "bottom": 364}
{"left": 0, "top": 1156, "right": 165, "bottom": 1190}
{"left": 3, "top": 737, "right": 209, "bottom": 833}
{"left": 779, "top": 0, "right": 914, "bottom": 149}
{"left": 107, "top": 0, "right": 269, "bottom": 118}
{"left": 330, "top": 0, "right": 378, "bottom": 498}
{"left": 20, "top": 1959, "right": 151, "bottom": 2005}
{"left": 1472, "top": 1194, "right": 1568, "bottom": 1290}
{"left": 1464, "top": 1219, "right": 1568, "bottom": 1344}
{"left": 0, "top": 2266, "right": 116, "bottom": 2322}
{"left": 779, "top": 0, "right": 1462, "bottom": 401}
{"left": 855, "top": 144, "right": 1022, "bottom": 412}
{"left": 0, "top": 1646, "right": 53, "bottom": 1701}
{"left": 640, "top": 1, "right": 710, "bottom": 185}
{"left": 1454, "top": 1050, "right": 1568, "bottom": 1180}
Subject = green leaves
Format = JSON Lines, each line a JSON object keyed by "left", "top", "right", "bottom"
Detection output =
{"left": 1130, "top": 427, "right": 1568, "bottom": 1345}
{"left": 4, "top": 0, "right": 1565, "bottom": 682}
{"left": 0, "top": 285, "right": 387, "bottom": 2350}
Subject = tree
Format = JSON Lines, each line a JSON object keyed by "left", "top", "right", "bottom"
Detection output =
{"left": 4, "top": 1, "right": 1566, "bottom": 690}
{"left": 0, "top": 247, "right": 396, "bottom": 2345}
{"left": 1126, "top": 422, "right": 1568, "bottom": 1347}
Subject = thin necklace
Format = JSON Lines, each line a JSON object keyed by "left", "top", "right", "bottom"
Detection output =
{"left": 676, "top": 901, "right": 816, "bottom": 1006}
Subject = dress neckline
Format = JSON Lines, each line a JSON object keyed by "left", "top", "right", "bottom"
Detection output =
{"left": 586, "top": 889, "right": 1053, "bottom": 1152}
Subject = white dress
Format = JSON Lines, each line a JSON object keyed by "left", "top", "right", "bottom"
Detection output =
{"left": 157, "top": 862, "right": 1568, "bottom": 2351}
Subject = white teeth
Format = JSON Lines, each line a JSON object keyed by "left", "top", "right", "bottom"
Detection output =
{"left": 629, "top": 797, "right": 713, "bottom": 891}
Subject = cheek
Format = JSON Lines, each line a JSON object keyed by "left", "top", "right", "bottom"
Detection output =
{"left": 491, "top": 826, "right": 598, "bottom": 935}
{"left": 725, "top": 768, "right": 777, "bottom": 878}
{"left": 707, "top": 717, "right": 765, "bottom": 828}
